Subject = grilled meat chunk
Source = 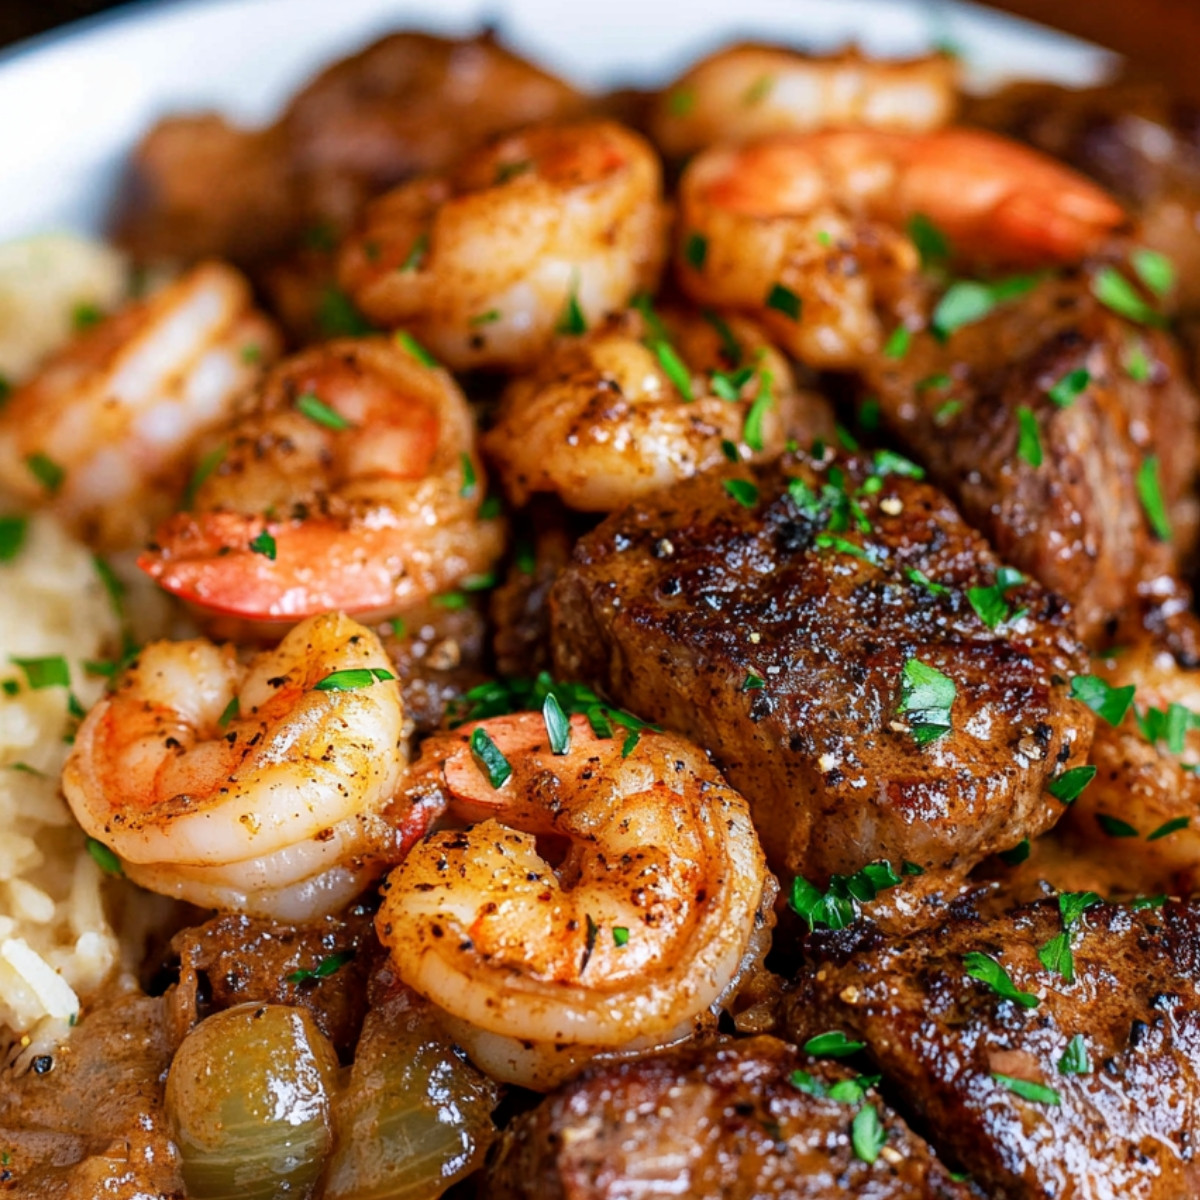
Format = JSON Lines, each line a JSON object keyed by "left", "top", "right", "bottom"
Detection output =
{"left": 786, "top": 897, "right": 1200, "bottom": 1200}
{"left": 551, "top": 454, "right": 1093, "bottom": 887}
{"left": 486, "top": 1035, "right": 974, "bottom": 1200}
{"left": 864, "top": 274, "right": 1200, "bottom": 644}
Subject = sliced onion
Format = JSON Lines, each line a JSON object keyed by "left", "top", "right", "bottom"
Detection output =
{"left": 164, "top": 1003, "right": 338, "bottom": 1200}
{"left": 323, "top": 986, "right": 499, "bottom": 1200}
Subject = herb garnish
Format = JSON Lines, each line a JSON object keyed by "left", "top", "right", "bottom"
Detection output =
{"left": 542, "top": 692, "right": 571, "bottom": 755}
{"left": 992, "top": 1074, "right": 1061, "bottom": 1105}
{"left": 295, "top": 392, "right": 354, "bottom": 431}
{"left": 1016, "top": 406, "right": 1043, "bottom": 466}
{"left": 400, "top": 231, "right": 429, "bottom": 272}
{"left": 1136, "top": 455, "right": 1172, "bottom": 541}
{"left": 85, "top": 837, "right": 122, "bottom": 877}
{"left": 684, "top": 232, "right": 708, "bottom": 270}
{"left": 898, "top": 658, "right": 955, "bottom": 745}
{"left": 1037, "top": 891, "right": 1100, "bottom": 982}
{"left": 789, "top": 861, "right": 903, "bottom": 931}
{"left": 459, "top": 452, "right": 478, "bottom": 499}
{"left": 1130, "top": 248, "right": 1175, "bottom": 299}
{"left": 25, "top": 453, "right": 65, "bottom": 495}
{"left": 963, "top": 950, "right": 1038, "bottom": 1008}
{"left": 967, "top": 566, "right": 1025, "bottom": 629}
{"left": 0, "top": 515, "right": 27, "bottom": 562}
{"left": 884, "top": 326, "right": 912, "bottom": 359}
{"left": 852, "top": 1104, "right": 887, "bottom": 1164}
{"left": 184, "top": 445, "right": 225, "bottom": 509}
{"left": 395, "top": 330, "right": 439, "bottom": 368}
{"left": 1091, "top": 266, "right": 1165, "bottom": 327}
{"left": 1096, "top": 814, "right": 1138, "bottom": 838}
{"left": 932, "top": 275, "right": 1040, "bottom": 339}
{"left": 724, "top": 478, "right": 759, "bottom": 508}
{"left": 803, "top": 1030, "right": 865, "bottom": 1058}
{"left": 10, "top": 656, "right": 70, "bottom": 690}
{"left": 287, "top": 949, "right": 355, "bottom": 984}
{"left": 556, "top": 279, "right": 588, "bottom": 336}
{"left": 742, "top": 370, "right": 774, "bottom": 451}
{"left": 1047, "top": 368, "right": 1089, "bottom": 409}
{"left": 1047, "top": 765, "right": 1096, "bottom": 804}
{"left": 470, "top": 726, "right": 512, "bottom": 787}
{"left": 766, "top": 282, "right": 801, "bottom": 321}
{"left": 907, "top": 213, "right": 950, "bottom": 269}
{"left": 249, "top": 530, "right": 276, "bottom": 560}
{"left": 314, "top": 667, "right": 395, "bottom": 691}
{"left": 1068, "top": 675, "right": 1135, "bottom": 725}
{"left": 1058, "top": 1034, "right": 1091, "bottom": 1075}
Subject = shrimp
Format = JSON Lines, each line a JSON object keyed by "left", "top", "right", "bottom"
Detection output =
{"left": 61, "top": 612, "right": 423, "bottom": 921}
{"left": 376, "top": 712, "right": 773, "bottom": 1090}
{"left": 482, "top": 303, "right": 833, "bottom": 510}
{"left": 337, "top": 121, "right": 667, "bottom": 371}
{"left": 676, "top": 129, "right": 1128, "bottom": 368}
{"left": 138, "top": 336, "right": 505, "bottom": 629}
{"left": 649, "top": 44, "right": 960, "bottom": 160}
{"left": 0, "top": 262, "right": 280, "bottom": 550}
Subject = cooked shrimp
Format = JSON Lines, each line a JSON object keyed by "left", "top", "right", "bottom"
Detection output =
{"left": 138, "top": 336, "right": 505, "bottom": 629}
{"left": 483, "top": 304, "right": 833, "bottom": 510}
{"left": 650, "top": 44, "right": 959, "bottom": 160}
{"left": 0, "top": 262, "right": 280, "bottom": 550}
{"left": 61, "top": 612, "right": 421, "bottom": 921}
{"left": 338, "top": 121, "right": 667, "bottom": 371}
{"left": 1064, "top": 637, "right": 1200, "bottom": 894}
{"left": 376, "top": 712, "right": 772, "bottom": 1090}
{"left": 676, "top": 129, "right": 1127, "bottom": 368}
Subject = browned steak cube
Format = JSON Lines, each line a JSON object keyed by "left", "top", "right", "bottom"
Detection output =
{"left": 786, "top": 897, "right": 1200, "bottom": 1200}
{"left": 486, "top": 1035, "right": 975, "bottom": 1200}
{"left": 551, "top": 454, "right": 1093, "bottom": 888}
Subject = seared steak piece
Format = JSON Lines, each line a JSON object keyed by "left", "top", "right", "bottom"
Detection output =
{"left": 551, "top": 454, "right": 1093, "bottom": 887}
{"left": 486, "top": 1035, "right": 974, "bottom": 1200}
{"left": 864, "top": 274, "right": 1200, "bottom": 644}
{"left": 786, "top": 897, "right": 1200, "bottom": 1200}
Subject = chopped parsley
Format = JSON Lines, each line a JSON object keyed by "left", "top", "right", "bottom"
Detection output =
{"left": 1047, "top": 765, "right": 1096, "bottom": 804}
{"left": 1090, "top": 266, "right": 1165, "bottom": 327}
{"left": 932, "top": 274, "right": 1040, "bottom": 339}
{"left": 1148, "top": 816, "right": 1190, "bottom": 841}
{"left": 906, "top": 567, "right": 950, "bottom": 597}
{"left": 851, "top": 1104, "right": 887, "bottom": 1164}
{"left": 1069, "top": 675, "right": 1136, "bottom": 725}
{"left": 898, "top": 657, "right": 955, "bottom": 745}
{"left": 313, "top": 667, "right": 395, "bottom": 691}
{"left": 1136, "top": 455, "right": 1172, "bottom": 541}
{"left": 0, "top": 515, "right": 27, "bottom": 562}
{"left": 964, "top": 950, "right": 1038, "bottom": 1008}
{"left": 999, "top": 838, "right": 1031, "bottom": 865}
{"left": 183, "top": 445, "right": 225, "bottom": 509}
{"left": 883, "top": 326, "right": 912, "bottom": 359}
{"left": 25, "top": 453, "right": 65, "bottom": 495}
{"left": 85, "top": 837, "right": 122, "bottom": 877}
{"left": 742, "top": 672, "right": 765, "bottom": 691}
{"left": 217, "top": 696, "right": 239, "bottom": 728}
{"left": 317, "top": 286, "right": 374, "bottom": 337}
{"left": 650, "top": 338, "right": 693, "bottom": 400}
{"left": 1037, "top": 890, "right": 1100, "bottom": 982}
{"left": 703, "top": 309, "right": 743, "bottom": 365}
{"left": 742, "top": 371, "right": 774, "bottom": 451}
{"left": 556, "top": 280, "right": 588, "bottom": 336}
{"left": 1016, "top": 406, "right": 1043, "bottom": 466}
{"left": 470, "top": 726, "right": 512, "bottom": 787}
{"left": 789, "top": 861, "right": 903, "bottom": 931}
{"left": 1135, "top": 701, "right": 1196, "bottom": 753}
{"left": 248, "top": 530, "right": 276, "bottom": 560}
{"left": 1124, "top": 339, "right": 1152, "bottom": 382}
{"left": 684, "top": 231, "right": 708, "bottom": 270}
{"left": 1096, "top": 813, "right": 1138, "bottom": 838}
{"left": 1047, "top": 368, "right": 1089, "bottom": 409}
{"left": 1058, "top": 1034, "right": 1091, "bottom": 1075}
{"left": 814, "top": 532, "right": 873, "bottom": 562}
{"left": 1131, "top": 247, "right": 1175, "bottom": 298}
{"left": 459, "top": 452, "right": 478, "bottom": 499}
{"left": 395, "top": 330, "right": 439, "bottom": 368}
{"left": 400, "top": 231, "right": 429, "bottom": 272}
{"left": 711, "top": 365, "right": 756, "bottom": 401}
{"left": 469, "top": 309, "right": 501, "bottom": 326}
{"left": 765, "top": 282, "right": 801, "bottom": 321}
{"left": 803, "top": 1030, "right": 865, "bottom": 1058}
{"left": 907, "top": 213, "right": 951, "bottom": 269}
{"left": 967, "top": 565, "right": 1025, "bottom": 629}
{"left": 992, "top": 1074, "right": 1061, "bottom": 1105}
{"left": 10, "top": 656, "right": 70, "bottom": 690}
{"left": 871, "top": 449, "right": 924, "bottom": 479}
{"left": 721, "top": 439, "right": 740, "bottom": 463}
{"left": 287, "top": 949, "right": 355, "bottom": 985}
{"left": 542, "top": 692, "right": 571, "bottom": 755}
{"left": 723, "top": 478, "right": 759, "bottom": 508}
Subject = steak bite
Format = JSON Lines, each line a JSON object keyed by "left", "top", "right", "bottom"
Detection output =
{"left": 551, "top": 453, "right": 1093, "bottom": 889}
{"left": 863, "top": 274, "right": 1200, "bottom": 644}
{"left": 486, "top": 1035, "right": 975, "bottom": 1200}
{"left": 785, "top": 897, "right": 1200, "bottom": 1200}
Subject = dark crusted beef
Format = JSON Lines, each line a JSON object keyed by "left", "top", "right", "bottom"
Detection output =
{"left": 786, "top": 898, "right": 1200, "bottom": 1200}
{"left": 551, "top": 454, "right": 1093, "bottom": 887}
{"left": 864, "top": 274, "right": 1200, "bottom": 644}
{"left": 486, "top": 1035, "right": 974, "bottom": 1200}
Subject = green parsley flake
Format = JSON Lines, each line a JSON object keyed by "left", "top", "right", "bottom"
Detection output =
{"left": 296, "top": 391, "right": 356, "bottom": 431}
{"left": 723, "top": 478, "right": 759, "bottom": 508}
{"left": 742, "top": 74, "right": 774, "bottom": 105}
{"left": 1136, "top": 455, "right": 1172, "bottom": 541}
{"left": 650, "top": 339, "right": 693, "bottom": 401}
{"left": 803, "top": 1030, "right": 865, "bottom": 1058}
{"left": 459, "top": 452, "right": 478, "bottom": 499}
{"left": 1069, "top": 675, "right": 1135, "bottom": 725}
{"left": 395, "top": 330, "right": 439, "bottom": 368}
{"left": 184, "top": 445, "right": 226, "bottom": 509}
{"left": 742, "top": 672, "right": 765, "bottom": 691}
{"left": 967, "top": 566, "right": 1025, "bottom": 630}
{"left": 711, "top": 365, "right": 755, "bottom": 401}
{"left": 470, "top": 726, "right": 512, "bottom": 788}
{"left": 992, "top": 1074, "right": 1061, "bottom": 1105}
{"left": 963, "top": 950, "right": 1038, "bottom": 1008}
{"left": 317, "top": 286, "right": 374, "bottom": 337}
{"left": 495, "top": 160, "right": 533, "bottom": 185}
{"left": 1047, "top": 368, "right": 1090, "bottom": 409}
{"left": 1130, "top": 894, "right": 1168, "bottom": 910}
{"left": 1096, "top": 813, "right": 1139, "bottom": 838}
{"left": 1135, "top": 701, "right": 1196, "bottom": 753}
{"left": 742, "top": 371, "right": 774, "bottom": 451}
{"left": 217, "top": 697, "right": 239, "bottom": 729}
{"left": 999, "top": 838, "right": 1031, "bottom": 866}
{"left": 1091, "top": 265, "right": 1165, "bottom": 327}
{"left": 1037, "top": 891, "right": 1099, "bottom": 982}
{"left": 542, "top": 692, "right": 571, "bottom": 755}
{"left": 898, "top": 657, "right": 955, "bottom": 745}
{"left": 85, "top": 837, "right": 122, "bottom": 877}
{"left": 1148, "top": 816, "right": 1190, "bottom": 841}
{"left": 684, "top": 231, "right": 708, "bottom": 271}
{"left": 10, "top": 656, "right": 69, "bottom": 690}
{"left": 883, "top": 326, "right": 912, "bottom": 359}
{"left": 703, "top": 310, "right": 742, "bottom": 366}
{"left": 1131, "top": 247, "right": 1175, "bottom": 298}
{"left": 1016, "top": 406, "right": 1043, "bottom": 466}
{"left": 906, "top": 567, "right": 950, "bottom": 597}
{"left": 25, "top": 453, "right": 65, "bottom": 495}
{"left": 1047, "top": 765, "right": 1096, "bottom": 805}
{"left": 469, "top": 309, "right": 501, "bottom": 326}
{"left": 612, "top": 926, "right": 630, "bottom": 947}
{"left": 789, "top": 861, "right": 903, "bottom": 931}
{"left": 1124, "top": 340, "right": 1152, "bottom": 382}
{"left": 851, "top": 1104, "right": 887, "bottom": 1164}
{"left": 873, "top": 449, "right": 925, "bottom": 479}
{"left": 314, "top": 667, "right": 395, "bottom": 692}
{"left": 249, "top": 530, "right": 277, "bottom": 560}
{"left": 907, "top": 213, "right": 951, "bottom": 269}
{"left": 721, "top": 439, "right": 740, "bottom": 463}
{"left": 836, "top": 424, "right": 859, "bottom": 452}
{"left": 287, "top": 949, "right": 355, "bottom": 985}
{"left": 72, "top": 301, "right": 103, "bottom": 331}
{"left": 240, "top": 343, "right": 262, "bottom": 364}
{"left": 814, "top": 533, "right": 872, "bottom": 562}
{"left": 556, "top": 281, "right": 588, "bottom": 336}
{"left": 1058, "top": 1034, "right": 1091, "bottom": 1075}
{"left": 0, "top": 515, "right": 28, "bottom": 562}
{"left": 400, "top": 231, "right": 429, "bottom": 272}
{"left": 433, "top": 591, "right": 468, "bottom": 610}
{"left": 932, "top": 275, "right": 1039, "bottom": 339}
{"left": 765, "top": 282, "right": 801, "bottom": 321}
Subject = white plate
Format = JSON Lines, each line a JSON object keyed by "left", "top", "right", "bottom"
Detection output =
{"left": 0, "top": 0, "right": 1114, "bottom": 242}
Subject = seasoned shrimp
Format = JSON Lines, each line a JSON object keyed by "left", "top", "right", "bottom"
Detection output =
{"left": 62, "top": 612, "right": 420, "bottom": 921}
{"left": 676, "top": 129, "right": 1127, "bottom": 368}
{"left": 338, "top": 121, "right": 667, "bottom": 371}
{"left": 0, "top": 262, "right": 280, "bottom": 550}
{"left": 483, "top": 304, "right": 833, "bottom": 510}
{"left": 139, "top": 336, "right": 505, "bottom": 629}
{"left": 376, "top": 712, "right": 772, "bottom": 1090}
{"left": 650, "top": 44, "right": 959, "bottom": 160}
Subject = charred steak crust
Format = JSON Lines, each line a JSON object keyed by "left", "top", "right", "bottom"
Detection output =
{"left": 551, "top": 455, "right": 1094, "bottom": 885}
{"left": 486, "top": 1035, "right": 975, "bottom": 1200}
{"left": 786, "top": 898, "right": 1200, "bottom": 1200}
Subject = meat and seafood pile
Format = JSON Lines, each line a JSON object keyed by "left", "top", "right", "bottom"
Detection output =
{"left": 4, "top": 26, "right": 1200, "bottom": 1200}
